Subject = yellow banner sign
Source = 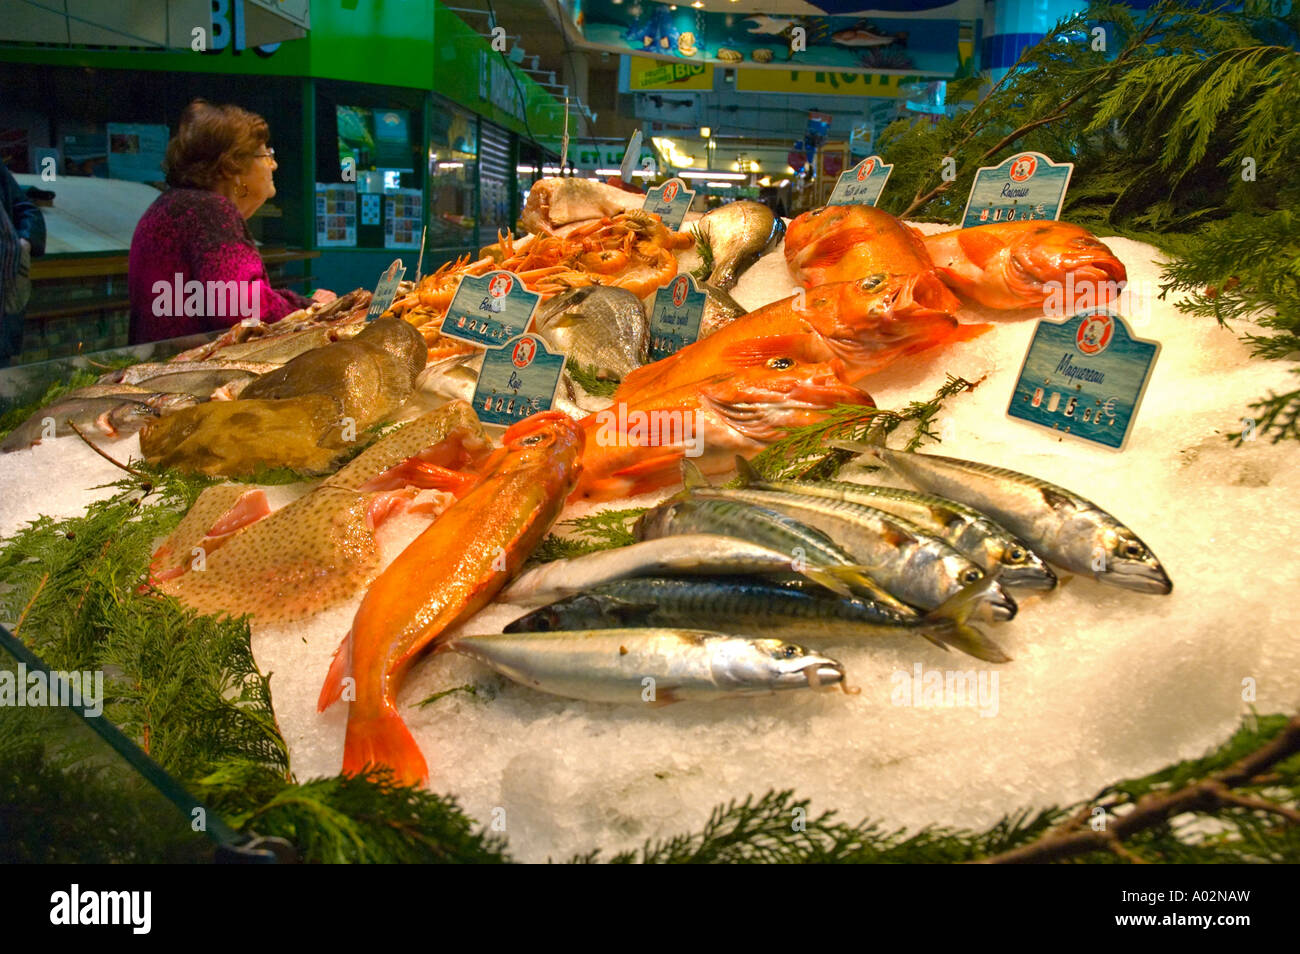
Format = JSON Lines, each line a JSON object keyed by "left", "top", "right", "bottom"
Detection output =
{"left": 628, "top": 56, "right": 714, "bottom": 91}
{"left": 736, "top": 69, "right": 928, "bottom": 98}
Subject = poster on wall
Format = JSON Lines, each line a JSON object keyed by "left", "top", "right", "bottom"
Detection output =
{"left": 315, "top": 183, "right": 357, "bottom": 247}
{"left": 105, "top": 123, "right": 169, "bottom": 182}
{"left": 385, "top": 188, "right": 423, "bottom": 250}
{"left": 561, "top": 1, "right": 963, "bottom": 77}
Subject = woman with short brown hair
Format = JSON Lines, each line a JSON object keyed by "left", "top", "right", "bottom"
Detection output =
{"left": 128, "top": 99, "right": 333, "bottom": 343}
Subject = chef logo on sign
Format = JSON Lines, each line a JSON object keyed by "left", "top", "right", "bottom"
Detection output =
{"left": 382, "top": 260, "right": 402, "bottom": 283}
{"left": 1076, "top": 313, "right": 1114, "bottom": 355}
{"left": 512, "top": 336, "right": 536, "bottom": 368}
{"left": 489, "top": 274, "right": 513, "bottom": 298}
{"left": 1009, "top": 155, "right": 1037, "bottom": 182}
{"left": 663, "top": 181, "right": 679, "bottom": 202}
{"left": 672, "top": 275, "right": 689, "bottom": 307}
{"left": 857, "top": 158, "right": 876, "bottom": 181}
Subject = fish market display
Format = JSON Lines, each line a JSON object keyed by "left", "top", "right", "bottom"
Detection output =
{"left": 0, "top": 388, "right": 197, "bottom": 452}
{"left": 499, "top": 533, "right": 837, "bottom": 606}
{"left": 693, "top": 200, "right": 786, "bottom": 290}
{"left": 140, "top": 318, "right": 427, "bottom": 477}
{"left": 922, "top": 221, "right": 1128, "bottom": 310}
{"left": 635, "top": 495, "right": 903, "bottom": 607}
{"left": 569, "top": 356, "right": 874, "bottom": 502}
{"left": 318, "top": 411, "right": 585, "bottom": 785}
{"left": 784, "top": 205, "right": 962, "bottom": 318}
{"left": 840, "top": 441, "right": 1173, "bottom": 593}
{"left": 519, "top": 177, "right": 645, "bottom": 235}
{"left": 731, "top": 458, "right": 1057, "bottom": 591}
{"left": 617, "top": 275, "right": 990, "bottom": 398}
{"left": 532, "top": 285, "right": 649, "bottom": 382}
{"left": 148, "top": 401, "right": 490, "bottom": 622}
{"left": 167, "top": 288, "right": 372, "bottom": 363}
{"left": 504, "top": 576, "right": 1008, "bottom": 664}
{"left": 680, "top": 466, "right": 1017, "bottom": 621}
{"left": 446, "top": 629, "right": 845, "bottom": 705}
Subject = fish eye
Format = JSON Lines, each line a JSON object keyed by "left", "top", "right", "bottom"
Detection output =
{"left": 519, "top": 434, "right": 545, "bottom": 446}
{"left": 1005, "top": 546, "right": 1026, "bottom": 564}
{"left": 773, "top": 645, "right": 803, "bottom": 660}
{"left": 860, "top": 274, "right": 886, "bottom": 290}
{"left": 962, "top": 568, "right": 983, "bottom": 584}
{"left": 1120, "top": 540, "right": 1146, "bottom": 559}
{"left": 766, "top": 357, "right": 794, "bottom": 369}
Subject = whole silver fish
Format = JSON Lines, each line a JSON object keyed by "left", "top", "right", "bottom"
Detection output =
{"left": 683, "top": 466, "right": 1016, "bottom": 621}
{"left": 533, "top": 286, "right": 649, "bottom": 382}
{"left": 446, "top": 628, "right": 845, "bottom": 704}
{"left": 499, "top": 533, "right": 842, "bottom": 606}
{"left": 733, "top": 458, "right": 1056, "bottom": 591}
{"left": 104, "top": 360, "right": 280, "bottom": 387}
{"left": 127, "top": 367, "right": 263, "bottom": 399}
{"left": 840, "top": 442, "right": 1172, "bottom": 594}
{"left": 635, "top": 495, "right": 914, "bottom": 611}
{"left": 0, "top": 390, "right": 197, "bottom": 452}
{"left": 504, "top": 575, "right": 1009, "bottom": 663}
{"left": 694, "top": 200, "right": 786, "bottom": 290}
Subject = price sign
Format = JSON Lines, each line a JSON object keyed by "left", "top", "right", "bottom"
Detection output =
{"left": 440, "top": 271, "right": 542, "bottom": 347}
{"left": 648, "top": 273, "right": 707, "bottom": 361}
{"left": 472, "top": 334, "right": 567, "bottom": 427}
{"left": 961, "top": 151, "right": 1073, "bottom": 228}
{"left": 827, "top": 156, "right": 893, "bottom": 207}
{"left": 365, "top": 259, "right": 407, "bottom": 322}
{"left": 1007, "top": 310, "right": 1160, "bottom": 451}
{"left": 642, "top": 177, "right": 696, "bottom": 230}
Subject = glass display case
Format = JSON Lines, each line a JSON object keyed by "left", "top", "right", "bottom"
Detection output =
{"left": 427, "top": 100, "right": 480, "bottom": 255}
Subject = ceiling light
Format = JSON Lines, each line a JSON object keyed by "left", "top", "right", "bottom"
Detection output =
{"left": 706, "top": 181, "right": 733, "bottom": 188}
{"left": 676, "top": 170, "right": 746, "bottom": 180}
{"left": 692, "top": 1, "right": 704, "bottom": 7}
{"left": 595, "top": 168, "right": 622, "bottom": 176}
{"left": 699, "top": 126, "right": 711, "bottom": 138}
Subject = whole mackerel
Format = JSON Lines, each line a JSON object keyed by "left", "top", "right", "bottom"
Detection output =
{"left": 733, "top": 457, "right": 1056, "bottom": 590}
{"left": 635, "top": 496, "right": 915, "bottom": 612}
{"left": 682, "top": 465, "right": 1016, "bottom": 620}
{"left": 838, "top": 441, "right": 1173, "bottom": 594}
{"left": 505, "top": 575, "right": 1011, "bottom": 663}
{"left": 446, "top": 628, "right": 845, "bottom": 705}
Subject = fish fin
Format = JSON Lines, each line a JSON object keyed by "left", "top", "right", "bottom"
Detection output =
{"left": 614, "top": 452, "right": 689, "bottom": 496}
{"left": 956, "top": 229, "right": 1005, "bottom": 269}
{"left": 1040, "top": 487, "right": 1075, "bottom": 512}
{"left": 948, "top": 321, "right": 993, "bottom": 343}
{"left": 358, "top": 458, "right": 481, "bottom": 497}
{"left": 801, "top": 564, "right": 891, "bottom": 599}
{"left": 618, "top": 357, "right": 676, "bottom": 398}
{"left": 732, "top": 454, "right": 761, "bottom": 487}
{"left": 342, "top": 704, "right": 428, "bottom": 786}
{"left": 681, "top": 458, "right": 710, "bottom": 490}
{"left": 718, "top": 334, "right": 810, "bottom": 366}
{"left": 920, "top": 578, "right": 1012, "bottom": 664}
{"left": 206, "top": 489, "right": 271, "bottom": 537}
{"left": 317, "top": 629, "right": 353, "bottom": 712}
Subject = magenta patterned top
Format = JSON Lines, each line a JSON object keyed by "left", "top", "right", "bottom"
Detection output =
{"left": 127, "top": 188, "right": 311, "bottom": 343}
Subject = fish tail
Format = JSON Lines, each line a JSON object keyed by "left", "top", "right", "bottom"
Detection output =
{"left": 342, "top": 704, "right": 429, "bottom": 786}
{"left": 317, "top": 629, "right": 353, "bottom": 712}
{"left": 920, "top": 578, "right": 1012, "bottom": 663}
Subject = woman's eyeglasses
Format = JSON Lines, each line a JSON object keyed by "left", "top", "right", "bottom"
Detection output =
{"left": 254, "top": 148, "right": 276, "bottom": 161}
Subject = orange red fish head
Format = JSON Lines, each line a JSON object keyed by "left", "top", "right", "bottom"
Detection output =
{"left": 785, "top": 205, "right": 935, "bottom": 289}
{"left": 1010, "top": 224, "right": 1128, "bottom": 296}
{"left": 498, "top": 410, "right": 585, "bottom": 481}
{"left": 700, "top": 357, "right": 874, "bottom": 441}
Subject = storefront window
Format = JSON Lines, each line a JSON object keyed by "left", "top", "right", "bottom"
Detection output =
{"left": 428, "top": 101, "right": 478, "bottom": 253}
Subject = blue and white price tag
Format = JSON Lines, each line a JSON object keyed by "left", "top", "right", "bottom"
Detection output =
{"left": 440, "top": 271, "right": 542, "bottom": 347}
{"left": 827, "top": 156, "right": 893, "bottom": 207}
{"left": 642, "top": 177, "right": 696, "bottom": 230}
{"left": 961, "top": 151, "right": 1073, "bottom": 228}
{"left": 648, "top": 273, "right": 707, "bottom": 361}
{"left": 472, "top": 334, "right": 567, "bottom": 427}
{"left": 365, "top": 259, "right": 406, "bottom": 322}
{"left": 1007, "top": 310, "right": 1160, "bottom": 451}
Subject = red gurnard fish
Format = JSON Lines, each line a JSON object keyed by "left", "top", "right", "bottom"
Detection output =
{"left": 784, "top": 204, "right": 962, "bottom": 315}
{"left": 618, "top": 275, "right": 990, "bottom": 399}
{"left": 922, "top": 221, "right": 1128, "bottom": 310}
{"left": 318, "top": 411, "right": 584, "bottom": 785}
{"left": 570, "top": 357, "right": 874, "bottom": 503}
